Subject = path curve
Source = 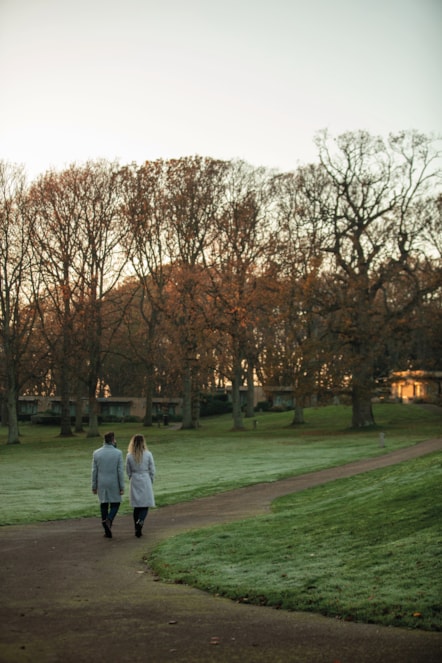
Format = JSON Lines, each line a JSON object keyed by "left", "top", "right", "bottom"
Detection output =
{"left": 0, "top": 438, "right": 441, "bottom": 663}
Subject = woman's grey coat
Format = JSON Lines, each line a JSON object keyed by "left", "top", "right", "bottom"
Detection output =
{"left": 92, "top": 443, "right": 125, "bottom": 503}
{"left": 126, "top": 450, "right": 155, "bottom": 507}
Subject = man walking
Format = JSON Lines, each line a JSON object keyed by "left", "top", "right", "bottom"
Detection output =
{"left": 92, "top": 431, "right": 125, "bottom": 538}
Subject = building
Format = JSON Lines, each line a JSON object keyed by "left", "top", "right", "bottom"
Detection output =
{"left": 18, "top": 395, "right": 182, "bottom": 423}
{"left": 390, "top": 370, "right": 442, "bottom": 405}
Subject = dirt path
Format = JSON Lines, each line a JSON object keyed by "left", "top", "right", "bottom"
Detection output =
{"left": 1, "top": 438, "right": 441, "bottom": 663}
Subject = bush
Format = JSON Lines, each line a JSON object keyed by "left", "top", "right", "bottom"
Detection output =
{"left": 255, "top": 400, "right": 271, "bottom": 412}
{"left": 31, "top": 412, "right": 61, "bottom": 425}
{"left": 199, "top": 394, "right": 232, "bottom": 417}
{"left": 31, "top": 412, "right": 105, "bottom": 425}
{"left": 100, "top": 414, "right": 141, "bottom": 424}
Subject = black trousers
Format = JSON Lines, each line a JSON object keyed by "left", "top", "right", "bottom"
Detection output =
{"left": 100, "top": 502, "right": 120, "bottom": 522}
{"left": 133, "top": 507, "right": 149, "bottom": 525}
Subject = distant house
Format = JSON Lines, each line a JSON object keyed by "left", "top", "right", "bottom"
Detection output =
{"left": 262, "top": 386, "right": 295, "bottom": 409}
{"left": 262, "top": 386, "right": 326, "bottom": 409}
{"left": 18, "top": 395, "right": 182, "bottom": 422}
{"left": 224, "top": 385, "right": 265, "bottom": 409}
{"left": 17, "top": 396, "right": 40, "bottom": 420}
{"left": 96, "top": 397, "right": 134, "bottom": 420}
{"left": 96, "top": 397, "right": 182, "bottom": 420}
{"left": 390, "top": 370, "right": 442, "bottom": 405}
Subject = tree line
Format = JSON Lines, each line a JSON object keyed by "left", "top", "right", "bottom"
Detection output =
{"left": 1, "top": 130, "right": 441, "bottom": 444}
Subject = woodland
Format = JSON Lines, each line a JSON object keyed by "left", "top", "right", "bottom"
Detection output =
{"left": 0, "top": 129, "right": 441, "bottom": 444}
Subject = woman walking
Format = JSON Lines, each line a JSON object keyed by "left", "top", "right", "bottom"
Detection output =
{"left": 126, "top": 434, "right": 156, "bottom": 537}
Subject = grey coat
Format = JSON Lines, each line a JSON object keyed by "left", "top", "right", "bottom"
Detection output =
{"left": 126, "top": 450, "right": 155, "bottom": 508}
{"left": 92, "top": 443, "right": 125, "bottom": 503}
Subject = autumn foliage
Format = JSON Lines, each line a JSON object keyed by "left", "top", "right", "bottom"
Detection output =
{"left": 0, "top": 131, "right": 441, "bottom": 441}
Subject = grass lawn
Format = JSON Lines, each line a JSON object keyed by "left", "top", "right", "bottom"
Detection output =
{"left": 149, "top": 452, "right": 442, "bottom": 631}
{"left": 0, "top": 403, "right": 441, "bottom": 631}
{"left": 0, "top": 403, "right": 440, "bottom": 525}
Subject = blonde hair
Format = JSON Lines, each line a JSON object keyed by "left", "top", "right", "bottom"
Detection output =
{"left": 128, "top": 434, "right": 147, "bottom": 464}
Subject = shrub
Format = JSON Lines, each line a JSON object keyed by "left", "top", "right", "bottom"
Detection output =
{"left": 255, "top": 400, "right": 271, "bottom": 412}
{"left": 31, "top": 412, "right": 60, "bottom": 425}
{"left": 199, "top": 394, "right": 232, "bottom": 417}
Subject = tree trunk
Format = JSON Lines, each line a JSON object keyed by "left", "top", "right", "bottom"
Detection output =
{"left": 86, "top": 380, "right": 100, "bottom": 437}
{"left": 191, "top": 391, "right": 200, "bottom": 428}
{"left": 6, "top": 380, "right": 20, "bottom": 445}
{"left": 143, "top": 362, "right": 154, "bottom": 427}
{"left": 245, "top": 361, "right": 255, "bottom": 418}
{"left": 291, "top": 402, "right": 305, "bottom": 425}
{"left": 231, "top": 361, "right": 244, "bottom": 430}
{"left": 181, "top": 361, "right": 195, "bottom": 429}
{"left": 1, "top": 396, "right": 8, "bottom": 426}
{"left": 74, "top": 392, "right": 84, "bottom": 433}
{"left": 59, "top": 362, "right": 73, "bottom": 437}
{"left": 351, "top": 384, "right": 375, "bottom": 428}
{"left": 143, "top": 386, "right": 153, "bottom": 427}
{"left": 351, "top": 350, "right": 376, "bottom": 428}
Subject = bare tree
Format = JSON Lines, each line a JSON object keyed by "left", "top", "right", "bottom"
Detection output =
{"left": 119, "top": 160, "right": 170, "bottom": 426}
{"left": 74, "top": 161, "right": 129, "bottom": 437}
{"left": 308, "top": 130, "right": 441, "bottom": 427}
{"left": 30, "top": 161, "right": 129, "bottom": 437}
{"left": 0, "top": 162, "right": 39, "bottom": 443}
{"left": 269, "top": 168, "right": 332, "bottom": 424}
{"left": 206, "top": 160, "right": 276, "bottom": 429}
{"left": 162, "top": 156, "right": 228, "bottom": 428}
{"left": 29, "top": 167, "right": 88, "bottom": 436}
{"left": 121, "top": 156, "right": 227, "bottom": 429}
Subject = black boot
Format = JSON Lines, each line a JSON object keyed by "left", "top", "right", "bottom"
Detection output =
{"left": 135, "top": 519, "right": 143, "bottom": 537}
{"left": 102, "top": 519, "right": 112, "bottom": 538}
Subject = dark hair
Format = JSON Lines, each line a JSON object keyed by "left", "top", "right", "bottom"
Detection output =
{"left": 104, "top": 431, "right": 115, "bottom": 445}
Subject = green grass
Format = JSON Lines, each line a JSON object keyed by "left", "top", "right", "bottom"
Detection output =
{"left": 0, "top": 403, "right": 441, "bottom": 631}
{"left": 149, "top": 452, "right": 442, "bottom": 631}
{"left": 0, "top": 403, "right": 440, "bottom": 525}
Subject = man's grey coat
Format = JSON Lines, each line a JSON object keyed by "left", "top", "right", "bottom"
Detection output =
{"left": 92, "top": 443, "right": 125, "bottom": 502}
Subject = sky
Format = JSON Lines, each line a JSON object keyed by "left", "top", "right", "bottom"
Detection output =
{"left": 1, "top": 0, "right": 441, "bottom": 180}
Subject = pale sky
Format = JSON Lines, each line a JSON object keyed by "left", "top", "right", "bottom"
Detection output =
{"left": 1, "top": 0, "right": 440, "bottom": 180}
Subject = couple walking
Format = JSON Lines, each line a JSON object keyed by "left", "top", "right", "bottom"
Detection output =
{"left": 91, "top": 431, "right": 155, "bottom": 538}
